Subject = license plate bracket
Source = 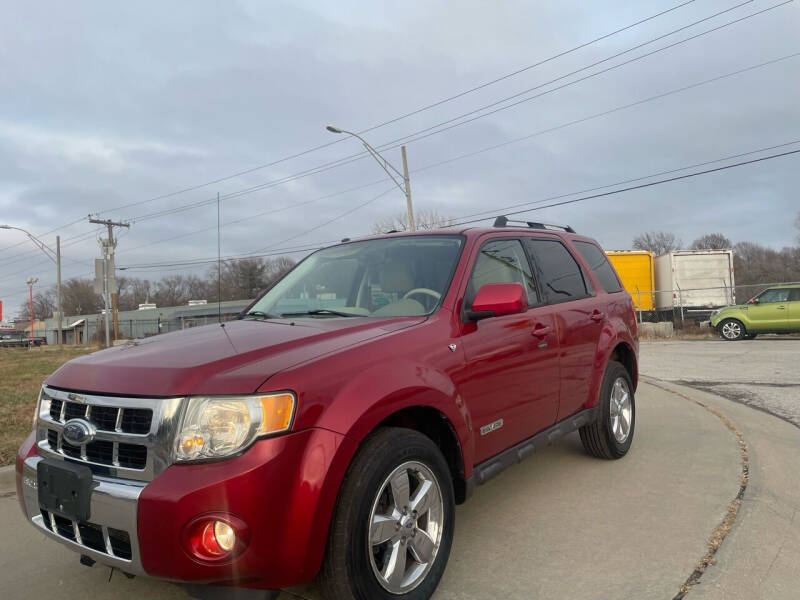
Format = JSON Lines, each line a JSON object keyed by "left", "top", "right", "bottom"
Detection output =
{"left": 37, "top": 458, "right": 93, "bottom": 521}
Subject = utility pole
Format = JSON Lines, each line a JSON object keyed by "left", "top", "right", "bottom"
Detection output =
{"left": 26, "top": 277, "right": 38, "bottom": 349}
{"left": 0, "top": 224, "right": 62, "bottom": 345}
{"left": 326, "top": 125, "right": 416, "bottom": 231}
{"left": 56, "top": 236, "right": 62, "bottom": 345}
{"left": 400, "top": 146, "right": 415, "bottom": 232}
{"left": 89, "top": 217, "right": 129, "bottom": 345}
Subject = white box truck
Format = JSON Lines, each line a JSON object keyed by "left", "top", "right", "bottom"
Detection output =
{"left": 654, "top": 250, "right": 735, "bottom": 315}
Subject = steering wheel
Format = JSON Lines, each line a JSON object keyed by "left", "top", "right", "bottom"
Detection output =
{"left": 403, "top": 288, "right": 442, "bottom": 304}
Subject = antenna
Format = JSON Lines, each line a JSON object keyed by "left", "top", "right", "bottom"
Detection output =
{"left": 217, "top": 192, "right": 221, "bottom": 324}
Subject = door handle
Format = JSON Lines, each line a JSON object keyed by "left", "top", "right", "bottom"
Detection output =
{"left": 532, "top": 324, "right": 551, "bottom": 337}
{"left": 777, "top": 306, "right": 786, "bottom": 310}
{"left": 590, "top": 310, "right": 605, "bottom": 322}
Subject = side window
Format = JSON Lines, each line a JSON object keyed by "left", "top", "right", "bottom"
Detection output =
{"left": 573, "top": 241, "right": 622, "bottom": 293}
{"left": 758, "top": 288, "right": 791, "bottom": 303}
{"left": 526, "top": 239, "right": 588, "bottom": 303}
{"left": 467, "top": 239, "right": 538, "bottom": 308}
{"left": 790, "top": 289, "right": 800, "bottom": 302}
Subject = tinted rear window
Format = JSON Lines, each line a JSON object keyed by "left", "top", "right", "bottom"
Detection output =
{"left": 573, "top": 241, "right": 622, "bottom": 293}
{"left": 526, "top": 239, "right": 588, "bottom": 303}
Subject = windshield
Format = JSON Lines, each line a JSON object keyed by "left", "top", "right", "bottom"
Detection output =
{"left": 247, "top": 235, "right": 463, "bottom": 318}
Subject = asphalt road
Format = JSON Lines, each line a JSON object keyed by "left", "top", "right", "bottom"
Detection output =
{"left": 639, "top": 337, "right": 800, "bottom": 427}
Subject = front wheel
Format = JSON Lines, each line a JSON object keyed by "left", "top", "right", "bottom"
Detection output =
{"left": 718, "top": 318, "right": 746, "bottom": 341}
{"left": 579, "top": 360, "right": 635, "bottom": 459}
{"left": 319, "top": 427, "right": 455, "bottom": 600}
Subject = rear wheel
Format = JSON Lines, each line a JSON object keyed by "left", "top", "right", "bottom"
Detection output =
{"left": 718, "top": 318, "right": 745, "bottom": 341}
{"left": 579, "top": 361, "right": 635, "bottom": 460}
{"left": 319, "top": 427, "right": 454, "bottom": 600}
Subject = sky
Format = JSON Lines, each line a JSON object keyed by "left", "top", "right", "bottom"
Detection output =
{"left": 1, "top": 0, "right": 799, "bottom": 315}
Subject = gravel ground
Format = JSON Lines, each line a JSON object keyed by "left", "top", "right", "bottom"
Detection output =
{"left": 639, "top": 337, "right": 800, "bottom": 428}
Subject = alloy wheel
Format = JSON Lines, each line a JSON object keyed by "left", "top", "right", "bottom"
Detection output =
{"left": 721, "top": 321, "right": 742, "bottom": 340}
{"left": 610, "top": 377, "right": 633, "bottom": 443}
{"left": 367, "top": 461, "right": 444, "bottom": 594}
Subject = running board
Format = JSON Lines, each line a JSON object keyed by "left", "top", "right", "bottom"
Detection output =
{"left": 465, "top": 406, "right": 599, "bottom": 496}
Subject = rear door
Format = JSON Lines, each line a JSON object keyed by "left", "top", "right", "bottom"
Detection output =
{"left": 457, "top": 237, "right": 560, "bottom": 463}
{"left": 788, "top": 289, "right": 800, "bottom": 331}
{"left": 524, "top": 236, "right": 603, "bottom": 421}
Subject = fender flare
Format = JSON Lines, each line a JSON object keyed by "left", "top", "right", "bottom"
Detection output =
{"left": 299, "top": 358, "right": 473, "bottom": 580}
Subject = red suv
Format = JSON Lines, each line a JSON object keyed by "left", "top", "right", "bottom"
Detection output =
{"left": 17, "top": 218, "right": 638, "bottom": 600}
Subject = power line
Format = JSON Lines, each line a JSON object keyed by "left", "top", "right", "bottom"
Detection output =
{"left": 449, "top": 148, "right": 800, "bottom": 226}
{"left": 0, "top": 0, "right": 772, "bottom": 251}
{"left": 448, "top": 139, "right": 800, "bottom": 224}
{"left": 91, "top": 0, "right": 698, "bottom": 218}
{"left": 370, "top": 0, "right": 793, "bottom": 154}
{"left": 115, "top": 142, "right": 800, "bottom": 271}
{"left": 108, "top": 50, "right": 800, "bottom": 258}
{"left": 112, "top": 0, "right": 792, "bottom": 225}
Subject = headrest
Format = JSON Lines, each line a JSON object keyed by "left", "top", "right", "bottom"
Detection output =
{"left": 380, "top": 261, "right": 414, "bottom": 293}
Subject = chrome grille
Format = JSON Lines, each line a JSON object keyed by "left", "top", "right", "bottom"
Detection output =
{"left": 47, "top": 397, "right": 153, "bottom": 434}
{"left": 40, "top": 509, "right": 132, "bottom": 561}
{"left": 36, "top": 386, "right": 184, "bottom": 482}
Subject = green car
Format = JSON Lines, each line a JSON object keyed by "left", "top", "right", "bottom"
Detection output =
{"left": 710, "top": 284, "right": 800, "bottom": 340}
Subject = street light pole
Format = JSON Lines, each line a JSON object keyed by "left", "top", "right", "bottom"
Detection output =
{"left": 325, "top": 125, "right": 416, "bottom": 231}
{"left": 0, "top": 225, "right": 62, "bottom": 345}
{"left": 26, "top": 276, "right": 38, "bottom": 349}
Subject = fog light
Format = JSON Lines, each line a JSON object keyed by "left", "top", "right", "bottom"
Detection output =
{"left": 213, "top": 521, "right": 235, "bottom": 552}
{"left": 185, "top": 517, "right": 245, "bottom": 561}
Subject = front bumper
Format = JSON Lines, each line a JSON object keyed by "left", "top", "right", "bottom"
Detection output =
{"left": 20, "top": 454, "right": 148, "bottom": 575}
{"left": 18, "top": 427, "right": 356, "bottom": 589}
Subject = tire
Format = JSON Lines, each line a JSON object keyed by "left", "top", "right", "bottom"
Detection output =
{"left": 718, "top": 318, "right": 746, "bottom": 341}
{"left": 579, "top": 361, "right": 635, "bottom": 460}
{"left": 318, "top": 427, "right": 455, "bottom": 600}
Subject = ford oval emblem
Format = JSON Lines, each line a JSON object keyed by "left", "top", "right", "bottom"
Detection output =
{"left": 62, "top": 419, "right": 96, "bottom": 445}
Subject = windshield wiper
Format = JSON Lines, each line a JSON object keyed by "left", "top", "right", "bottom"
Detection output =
{"left": 240, "top": 310, "right": 280, "bottom": 320}
{"left": 280, "top": 309, "right": 361, "bottom": 318}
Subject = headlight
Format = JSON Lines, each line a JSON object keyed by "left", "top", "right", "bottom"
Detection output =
{"left": 33, "top": 387, "right": 44, "bottom": 429}
{"left": 175, "top": 392, "right": 295, "bottom": 462}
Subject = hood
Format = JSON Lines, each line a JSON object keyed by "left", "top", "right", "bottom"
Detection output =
{"left": 47, "top": 317, "right": 423, "bottom": 397}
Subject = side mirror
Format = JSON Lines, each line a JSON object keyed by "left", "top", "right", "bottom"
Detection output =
{"left": 466, "top": 283, "right": 528, "bottom": 321}
{"left": 748, "top": 298, "right": 758, "bottom": 304}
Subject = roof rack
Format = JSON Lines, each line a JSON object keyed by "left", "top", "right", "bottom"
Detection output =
{"left": 492, "top": 215, "right": 575, "bottom": 233}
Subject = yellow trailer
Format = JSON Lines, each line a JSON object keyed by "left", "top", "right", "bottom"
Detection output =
{"left": 605, "top": 251, "right": 655, "bottom": 311}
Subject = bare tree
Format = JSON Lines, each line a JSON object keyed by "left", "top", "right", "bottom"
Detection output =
{"left": 690, "top": 233, "right": 732, "bottom": 250}
{"left": 632, "top": 231, "right": 683, "bottom": 256}
{"left": 207, "top": 256, "right": 296, "bottom": 302}
{"left": 59, "top": 278, "right": 103, "bottom": 316}
{"left": 371, "top": 209, "right": 453, "bottom": 234}
{"left": 733, "top": 241, "right": 800, "bottom": 301}
{"left": 18, "top": 290, "right": 56, "bottom": 320}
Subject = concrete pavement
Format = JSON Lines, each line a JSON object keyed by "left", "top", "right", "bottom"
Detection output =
{"left": 0, "top": 380, "right": 756, "bottom": 600}
{"left": 648, "top": 379, "right": 800, "bottom": 600}
{"left": 640, "top": 338, "right": 800, "bottom": 427}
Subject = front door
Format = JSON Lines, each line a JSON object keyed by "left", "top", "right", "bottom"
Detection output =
{"left": 457, "top": 238, "right": 560, "bottom": 463}
{"left": 747, "top": 288, "right": 792, "bottom": 331}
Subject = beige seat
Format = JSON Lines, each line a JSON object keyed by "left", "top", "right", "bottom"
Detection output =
{"left": 372, "top": 261, "right": 426, "bottom": 316}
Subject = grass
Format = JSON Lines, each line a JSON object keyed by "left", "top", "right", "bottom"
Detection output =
{"left": 0, "top": 345, "right": 96, "bottom": 466}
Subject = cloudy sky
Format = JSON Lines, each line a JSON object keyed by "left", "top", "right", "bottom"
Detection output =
{"left": 1, "top": 0, "right": 798, "bottom": 314}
